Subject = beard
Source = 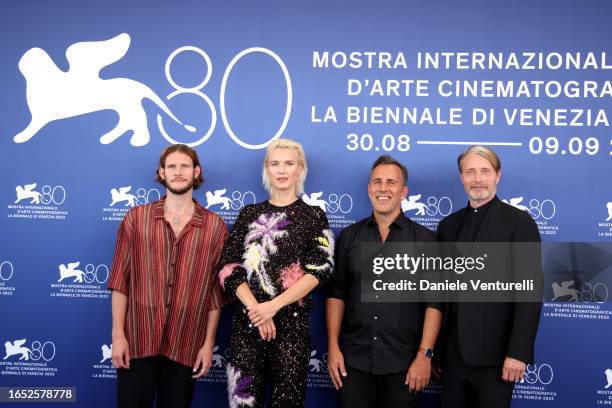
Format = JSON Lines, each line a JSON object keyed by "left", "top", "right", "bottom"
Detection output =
{"left": 467, "top": 185, "right": 495, "bottom": 203}
{"left": 166, "top": 179, "right": 194, "bottom": 195}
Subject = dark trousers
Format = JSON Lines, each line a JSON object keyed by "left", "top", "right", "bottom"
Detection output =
{"left": 441, "top": 328, "right": 514, "bottom": 408}
{"left": 116, "top": 355, "right": 195, "bottom": 408}
{"left": 228, "top": 316, "right": 311, "bottom": 408}
{"left": 339, "top": 365, "right": 420, "bottom": 408}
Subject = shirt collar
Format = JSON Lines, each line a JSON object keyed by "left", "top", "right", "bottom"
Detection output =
{"left": 153, "top": 196, "right": 205, "bottom": 227}
{"left": 367, "top": 210, "right": 411, "bottom": 230}
{"left": 467, "top": 195, "right": 499, "bottom": 213}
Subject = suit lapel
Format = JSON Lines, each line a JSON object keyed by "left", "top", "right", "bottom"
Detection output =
{"left": 450, "top": 207, "right": 467, "bottom": 242}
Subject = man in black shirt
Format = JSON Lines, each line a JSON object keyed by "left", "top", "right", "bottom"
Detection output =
{"left": 326, "top": 155, "right": 443, "bottom": 408}
{"left": 437, "top": 145, "right": 541, "bottom": 408}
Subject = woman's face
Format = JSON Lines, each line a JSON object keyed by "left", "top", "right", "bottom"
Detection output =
{"left": 266, "top": 148, "right": 303, "bottom": 194}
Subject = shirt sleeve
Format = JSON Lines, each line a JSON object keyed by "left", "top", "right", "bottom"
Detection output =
{"left": 208, "top": 217, "right": 230, "bottom": 311}
{"left": 419, "top": 227, "right": 445, "bottom": 312}
{"left": 303, "top": 208, "right": 335, "bottom": 286}
{"left": 327, "top": 227, "right": 348, "bottom": 300}
{"left": 107, "top": 210, "right": 134, "bottom": 295}
{"left": 507, "top": 211, "right": 542, "bottom": 364}
{"left": 218, "top": 206, "right": 252, "bottom": 302}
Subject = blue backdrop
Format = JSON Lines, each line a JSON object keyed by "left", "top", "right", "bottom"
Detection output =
{"left": 1, "top": 0, "right": 611, "bottom": 406}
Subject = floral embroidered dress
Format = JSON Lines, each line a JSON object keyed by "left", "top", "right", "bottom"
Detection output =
{"left": 219, "top": 199, "right": 334, "bottom": 408}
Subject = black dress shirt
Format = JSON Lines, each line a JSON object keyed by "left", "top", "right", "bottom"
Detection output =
{"left": 449, "top": 198, "right": 494, "bottom": 318}
{"left": 454, "top": 198, "right": 494, "bottom": 242}
{"left": 328, "top": 211, "right": 442, "bottom": 374}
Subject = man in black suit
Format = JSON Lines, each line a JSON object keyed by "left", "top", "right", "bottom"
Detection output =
{"left": 437, "top": 145, "right": 541, "bottom": 408}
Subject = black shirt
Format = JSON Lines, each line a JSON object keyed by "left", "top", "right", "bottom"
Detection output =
{"left": 449, "top": 198, "right": 496, "bottom": 318}
{"left": 454, "top": 197, "right": 495, "bottom": 242}
{"left": 328, "top": 211, "right": 442, "bottom": 374}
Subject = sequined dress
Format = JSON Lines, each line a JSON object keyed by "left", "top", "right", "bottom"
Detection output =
{"left": 219, "top": 199, "right": 334, "bottom": 408}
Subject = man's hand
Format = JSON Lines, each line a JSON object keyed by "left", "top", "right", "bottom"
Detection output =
{"left": 192, "top": 343, "right": 214, "bottom": 378}
{"left": 432, "top": 361, "right": 443, "bottom": 381}
{"left": 247, "top": 301, "right": 280, "bottom": 327}
{"left": 327, "top": 344, "right": 347, "bottom": 390}
{"left": 405, "top": 354, "right": 431, "bottom": 393}
{"left": 257, "top": 319, "right": 276, "bottom": 341}
{"left": 502, "top": 357, "right": 526, "bottom": 382}
{"left": 111, "top": 336, "right": 130, "bottom": 369}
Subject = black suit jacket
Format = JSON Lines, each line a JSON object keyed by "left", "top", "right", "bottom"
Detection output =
{"left": 437, "top": 196, "right": 542, "bottom": 366}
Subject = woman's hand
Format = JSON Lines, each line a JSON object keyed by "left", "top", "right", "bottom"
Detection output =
{"left": 257, "top": 319, "right": 277, "bottom": 341}
{"left": 248, "top": 300, "right": 280, "bottom": 327}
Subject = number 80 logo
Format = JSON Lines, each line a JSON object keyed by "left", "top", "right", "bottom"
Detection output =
{"left": 157, "top": 47, "right": 292, "bottom": 149}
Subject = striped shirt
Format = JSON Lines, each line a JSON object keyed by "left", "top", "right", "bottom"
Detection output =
{"left": 108, "top": 197, "right": 228, "bottom": 367}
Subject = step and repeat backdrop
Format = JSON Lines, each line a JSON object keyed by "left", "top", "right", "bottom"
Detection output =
{"left": 0, "top": 0, "right": 611, "bottom": 406}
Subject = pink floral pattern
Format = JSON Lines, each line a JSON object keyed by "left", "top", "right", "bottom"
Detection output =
{"left": 278, "top": 262, "right": 306, "bottom": 306}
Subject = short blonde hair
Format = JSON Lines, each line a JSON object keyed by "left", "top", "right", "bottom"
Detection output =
{"left": 262, "top": 138, "right": 308, "bottom": 196}
{"left": 457, "top": 145, "right": 501, "bottom": 173}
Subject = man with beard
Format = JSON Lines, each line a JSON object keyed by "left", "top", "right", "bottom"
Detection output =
{"left": 108, "top": 144, "right": 228, "bottom": 408}
{"left": 437, "top": 145, "right": 541, "bottom": 408}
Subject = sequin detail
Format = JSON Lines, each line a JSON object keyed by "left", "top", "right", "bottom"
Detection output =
{"left": 226, "top": 363, "right": 255, "bottom": 408}
{"left": 242, "top": 212, "right": 290, "bottom": 296}
{"left": 278, "top": 262, "right": 305, "bottom": 306}
{"left": 305, "top": 228, "right": 335, "bottom": 272}
{"left": 220, "top": 200, "right": 333, "bottom": 407}
{"left": 219, "top": 263, "right": 240, "bottom": 289}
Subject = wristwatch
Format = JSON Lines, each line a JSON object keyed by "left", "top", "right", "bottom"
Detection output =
{"left": 419, "top": 347, "right": 434, "bottom": 359}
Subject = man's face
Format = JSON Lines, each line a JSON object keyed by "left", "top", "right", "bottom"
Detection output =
{"left": 459, "top": 153, "right": 501, "bottom": 205}
{"left": 158, "top": 151, "right": 200, "bottom": 195}
{"left": 368, "top": 164, "right": 408, "bottom": 217}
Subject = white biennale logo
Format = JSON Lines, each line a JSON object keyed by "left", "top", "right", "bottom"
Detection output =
{"left": 204, "top": 189, "right": 256, "bottom": 211}
{"left": 211, "top": 346, "right": 226, "bottom": 368}
{"left": 206, "top": 189, "right": 231, "bottom": 210}
{"left": 100, "top": 344, "right": 112, "bottom": 363}
{"left": 401, "top": 194, "right": 428, "bottom": 215}
{"left": 302, "top": 191, "right": 353, "bottom": 215}
{"left": 110, "top": 186, "right": 137, "bottom": 207}
{"left": 605, "top": 368, "right": 612, "bottom": 389}
{"left": 3, "top": 339, "right": 31, "bottom": 361}
{"left": 301, "top": 193, "right": 328, "bottom": 212}
{"left": 14, "top": 33, "right": 194, "bottom": 147}
{"left": 58, "top": 262, "right": 85, "bottom": 283}
{"left": 551, "top": 279, "right": 608, "bottom": 303}
{"left": 400, "top": 194, "right": 453, "bottom": 218}
{"left": 606, "top": 202, "right": 612, "bottom": 221}
{"left": 502, "top": 196, "right": 556, "bottom": 221}
{"left": 551, "top": 280, "right": 579, "bottom": 301}
{"left": 308, "top": 350, "right": 327, "bottom": 373}
{"left": 15, "top": 183, "right": 42, "bottom": 204}
{"left": 502, "top": 197, "right": 529, "bottom": 211}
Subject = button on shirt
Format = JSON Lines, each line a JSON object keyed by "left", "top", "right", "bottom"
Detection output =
{"left": 328, "top": 212, "right": 442, "bottom": 374}
{"left": 108, "top": 198, "right": 228, "bottom": 367}
{"left": 449, "top": 198, "right": 494, "bottom": 319}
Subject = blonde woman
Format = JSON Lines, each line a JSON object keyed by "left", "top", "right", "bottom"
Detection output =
{"left": 219, "top": 139, "right": 334, "bottom": 407}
